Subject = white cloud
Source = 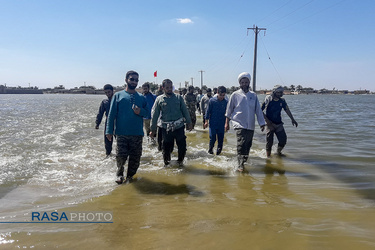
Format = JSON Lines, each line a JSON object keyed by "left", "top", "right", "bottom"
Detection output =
{"left": 176, "top": 18, "right": 193, "bottom": 24}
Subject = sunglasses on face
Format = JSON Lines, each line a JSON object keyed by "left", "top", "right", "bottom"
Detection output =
{"left": 129, "top": 78, "right": 139, "bottom": 82}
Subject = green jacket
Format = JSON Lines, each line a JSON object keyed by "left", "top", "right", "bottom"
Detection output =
{"left": 151, "top": 93, "right": 192, "bottom": 131}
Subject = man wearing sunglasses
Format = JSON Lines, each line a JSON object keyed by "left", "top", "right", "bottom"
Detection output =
{"left": 261, "top": 85, "right": 298, "bottom": 157}
{"left": 150, "top": 79, "right": 192, "bottom": 166}
{"left": 106, "top": 70, "right": 148, "bottom": 184}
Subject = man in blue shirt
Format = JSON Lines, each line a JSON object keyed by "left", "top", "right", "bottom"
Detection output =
{"left": 204, "top": 86, "right": 228, "bottom": 155}
{"left": 95, "top": 84, "right": 114, "bottom": 156}
{"left": 106, "top": 71, "right": 148, "bottom": 184}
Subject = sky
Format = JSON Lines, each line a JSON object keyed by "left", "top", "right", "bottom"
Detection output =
{"left": 1, "top": 0, "right": 374, "bottom": 91}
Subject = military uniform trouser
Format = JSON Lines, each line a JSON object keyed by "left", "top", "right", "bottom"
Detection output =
{"left": 162, "top": 126, "right": 186, "bottom": 163}
{"left": 235, "top": 128, "right": 255, "bottom": 167}
{"left": 116, "top": 135, "right": 143, "bottom": 178}
{"left": 266, "top": 124, "right": 287, "bottom": 152}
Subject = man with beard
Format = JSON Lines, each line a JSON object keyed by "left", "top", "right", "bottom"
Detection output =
{"left": 261, "top": 85, "right": 298, "bottom": 157}
{"left": 225, "top": 72, "right": 265, "bottom": 172}
{"left": 106, "top": 70, "right": 148, "bottom": 184}
{"left": 95, "top": 84, "right": 114, "bottom": 157}
{"left": 150, "top": 79, "right": 192, "bottom": 166}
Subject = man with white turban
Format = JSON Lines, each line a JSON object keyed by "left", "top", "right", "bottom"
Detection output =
{"left": 225, "top": 72, "right": 266, "bottom": 172}
{"left": 261, "top": 85, "right": 298, "bottom": 157}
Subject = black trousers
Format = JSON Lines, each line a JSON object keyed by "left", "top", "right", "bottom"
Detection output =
{"left": 162, "top": 126, "right": 186, "bottom": 163}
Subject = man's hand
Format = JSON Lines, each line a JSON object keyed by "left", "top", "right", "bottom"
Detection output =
{"left": 150, "top": 131, "right": 156, "bottom": 138}
{"left": 133, "top": 105, "right": 140, "bottom": 115}
{"left": 203, "top": 121, "right": 208, "bottom": 129}
{"left": 260, "top": 125, "right": 265, "bottom": 132}
{"left": 106, "top": 134, "right": 113, "bottom": 141}
{"left": 292, "top": 119, "right": 298, "bottom": 127}
{"left": 186, "top": 123, "right": 193, "bottom": 131}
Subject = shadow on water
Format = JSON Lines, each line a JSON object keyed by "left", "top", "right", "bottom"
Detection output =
{"left": 289, "top": 157, "right": 375, "bottom": 201}
{"left": 131, "top": 177, "right": 205, "bottom": 197}
{"left": 182, "top": 165, "right": 228, "bottom": 177}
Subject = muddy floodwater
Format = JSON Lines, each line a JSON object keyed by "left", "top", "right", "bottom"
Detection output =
{"left": 1, "top": 94, "right": 374, "bottom": 249}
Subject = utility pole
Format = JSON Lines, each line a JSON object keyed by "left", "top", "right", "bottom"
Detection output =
{"left": 191, "top": 77, "right": 194, "bottom": 87}
{"left": 247, "top": 26, "right": 266, "bottom": 92}
{"left": 198, "top": 70, "right": 205, "bottom": 89}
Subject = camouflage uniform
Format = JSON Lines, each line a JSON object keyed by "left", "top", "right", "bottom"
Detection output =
{"left": 184, "top": 93, "right": 197, "bottom": 128}
{"left": 116, "top": 135, "right": 143, "bottom": 178}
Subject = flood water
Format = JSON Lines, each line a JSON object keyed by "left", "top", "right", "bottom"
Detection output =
{"left": 0, "top": 94, "right": 374, "bottom": 249}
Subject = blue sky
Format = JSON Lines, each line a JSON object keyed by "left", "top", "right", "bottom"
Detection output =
{"left": 1, "top": 0, "right": 374, "bottom": 91}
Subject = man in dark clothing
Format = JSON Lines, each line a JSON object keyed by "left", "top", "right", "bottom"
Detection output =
{"left": 204, "top": 86, "right": 228, "bottom": 155}
{"left": 150, "top": 79, "right": 192, "bottom": 166}
{"left": 261, "top": 85, "right": 298, "bottom": 157}
{"left": 95, "top": 84, "right": 114, "bottom": 156}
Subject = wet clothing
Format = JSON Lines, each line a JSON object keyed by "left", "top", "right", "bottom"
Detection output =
{"left": 236, "top": 128, "right": 255, "bottom": 168}
{"left": 162, "top": 126, "right": 186, "bottom": 164}
{"left": 96, "top": 98, "right": 113, "bottom": 155}
{"left": 116, "top": 135, "right": 143, "bottom": 178}
{"left": 205, "top": 97, "right": 228, "bottom": 153}
{"left": 261, "top": 95, "right": 289, "bottom": 151}
{"left": 106, "top": 90, "right": 148, "bottom": 136}
{"left": 184, "top": 93, "right": 197, "bottom": 128}
{"left": 265, "top": 123, "right": 287, "bottom": 151}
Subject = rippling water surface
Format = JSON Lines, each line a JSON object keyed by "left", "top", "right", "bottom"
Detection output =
{"left": 0, "top": 94, "right": 374, "bottom": 249}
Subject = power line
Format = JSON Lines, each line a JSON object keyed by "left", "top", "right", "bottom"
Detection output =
{"left": 265, "top": 0, "right": 316, "bottom": 27}
{"left": 259, "top": 35, "right": 285, "bottom": 85}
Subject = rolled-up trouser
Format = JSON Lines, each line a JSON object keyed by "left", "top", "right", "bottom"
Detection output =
{"left": 266, "top": 124, "right": 287, "bottom": 151}
{"left": 116, "top": 135, "right": 143, "bottom": 178}
{"left": 162, "top": 126, "right": 186, "bottom": 162}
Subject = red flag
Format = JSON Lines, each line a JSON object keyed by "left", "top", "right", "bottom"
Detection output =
{"left": 154, "top": 71, "right": 157, "bottom": 77}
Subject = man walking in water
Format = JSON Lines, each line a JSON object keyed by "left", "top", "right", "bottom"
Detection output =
{"left": 261, "top": 85, "right": 298, "bottom": 157}
{"left": 142, "top": 82, "right": 157, "bottom": 144}
{"left": 150, "top": 79, "right": 192, "bottom": 166}
{"left": 225, "top": 72, "right": 265, "bottom": 172}
{"left": 106, "top": 71, "right": 148, "bottom": 184}
{"left": 200, "top": 88, "right": 212, "bottom": 128}
{"left": 95, "top": 84, "right": 114, "bottom": 157}
{"left": 204, "top": 86, "right": 228, "bottom": 155}
{"left": 184, "top": 85, "right": 197, "bottom": 129}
